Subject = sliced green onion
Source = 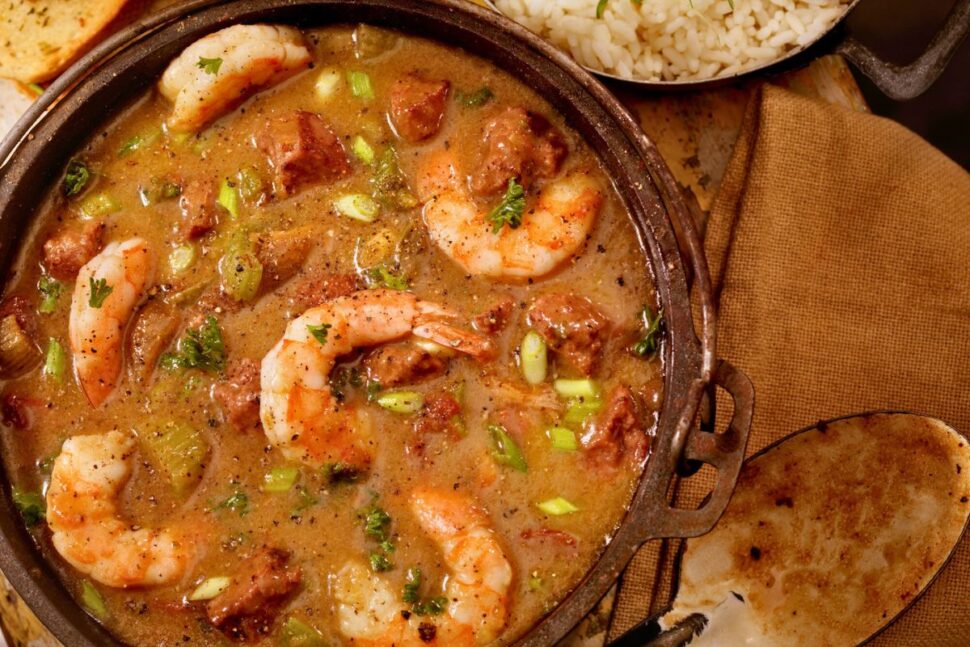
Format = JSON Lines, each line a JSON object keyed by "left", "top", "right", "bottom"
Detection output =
{"left": 43, "top": 338, "right": 66, "bottom": 382}
{"left": 262, "top": 466, "right": 300, "bottom": 493}
{"left": 334, "top": 193, "right": 380, "bottom": 222}
{"left": 217, "top": 178, "right": 240, "bottom": 219}
{"left": 80, "top": 580, "right": 107, "bottom": 618}
{"left": 489, "top": 424, "right": 527, "bottom": 473}
{"left": 537, "top": 497, "right": 579, "bottom": 516}
{"left": 280, "top": 617, "right": 327, "bottom": 647}
{"left": 347, "top": 70, "right": 375, "bottom": 100}
{"left": 351, "top": 135, "right": 375, "bottom": 164}
{"left": 376, "top": 391, "right": 424, "bottom": 414}
{"left": 563, "top": 399, "right": 603, "bottom": 425}
{"left": 168, "top": 243, "right": 195, "bottom": 275}
{"left": 314, "top": 67, "right": 343, "bottom": 102}
{"left": 12, "top": 489, "right": 45, "bottom": 526}
{"left": 547, "top": 426, "right": 578, "bottom": 451}
{"left": 520, "top": 330, "right": 547, "bottom": 385}
{"left": 553, "top": 379, "right": 601, "bottom": 400}
{"left": 188, "top": 576, "right": 231, "bottom": 601}
{"left": 78, "top": 192, "right": 120, "bottom": 219}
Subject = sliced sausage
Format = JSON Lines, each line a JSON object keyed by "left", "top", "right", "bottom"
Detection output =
{"left": 390, "top": 73, "right": 450, "bottom": 142}
{"left": 212, "top": 358, "right": 261, "bottom": 432}
{"left": 257, "top": 110, "right": 350, "bottom": 197}
{"left": 581, "top": 385, "right": 648, "bottom": 469}
{"left": 0, "top": 296, "right": 37, "bottom": 339}
{"left": 287, "top": 270, "right": 361, "bottom": 311}
{"left": 179, "top": 179, "right": 218, "bottom": 240}
{"left": 413, "top": 391, "right": 461, "bottom": 436}
{"left": 471, "top": 107, "right": 568, "bottom": 196}
{"left": 128, "top": 299, "right": 180, "bottom": 383}
{"left": 472, "top": 299, "right": 515, "bottom": 335}
{"left": 252, "top": 227, "right": 313, "bottom": 285}
{"left": 527, "top": 293, "right": 610, "bottom": 376}
{"left": 363, "top": 343, "right": 446, "bottom": 388}
{"left": 42, "top": 220, "right": 104, "bottom": 280}
{"left": 207, "top": 547, "right": 302, "bottom": 641}
{"left": 1, "top": 393, "right": 36, "bottom": 430}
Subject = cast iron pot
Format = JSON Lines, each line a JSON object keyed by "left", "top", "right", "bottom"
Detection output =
{"left": 486, "top": 0, "right": 970, "bottom": 99}
{"left": 0, "top": 1, "right": 754, "bottom": 645}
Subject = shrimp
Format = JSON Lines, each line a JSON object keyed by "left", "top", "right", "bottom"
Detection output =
{"left": 333, "top": 488, "right": 512, "bottom": 646}
{"left": 416, "top": 149, "right": 604, "bottom": 280}
{"left": 69, "top": 238, "right": 153, "bottom": 407}
{"left": 260, "top": 290, "right": 492, "bottom": 468}
{"left": 46, "top": 431, "right": 194, "bottom": 588}
{"left": 159, "top": 24, "right": 311, "bottom": 132}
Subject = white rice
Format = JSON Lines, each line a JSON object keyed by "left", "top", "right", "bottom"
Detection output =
{"left": 493, "top": 0, "right": 852, "bottom": 82}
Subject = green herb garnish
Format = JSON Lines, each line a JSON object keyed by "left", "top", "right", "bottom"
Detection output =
{"left": 456, "top": 87, "right": 494, "bottom": 107}
{"left": 322, "top": 462, "right": 360, "bottom": 484}
{"left": 160, "top": 315, "right": 226, "bottom": 372}
{"left": 413, "top": 596, "right": 448, "bottom": 616}
{"left": 489, "top": 424, "right": 528, "bottom": 472}
{"left": 631, "top": 305, "right": 664, "bottom": 357}
{"left": 366, "top": 264, "right": 409, "bottom": 291}
{"left": 63, "top": 159, "right": 91, "bottom": 197}
{"left": 359, "top": 497, "right": 395, "bottom": 572}
{"left": 307, "top": 323, "right": 332, "bottom": 346}
{"left": 197, "top": 56, "right": 223, "bottom": 75}
{"left": 37, "top": 275, "right": 61, "bottom": 314}
{"left": 403, "top": 567, "right": 422, "bottom": 603}
{"left": 369, "top": 552, "right": 392, "bottom": 572}
{"left": 487, "top": 178, "right": 526, "bottom": 234}
{"left": 88, "top": 277, "right": 112, "bottom": 308}
{"left": 12, "top": 489, "right": 45, "bottom": 526}
{"left": 214, "top": 490, "right": 249, "bottom": 516}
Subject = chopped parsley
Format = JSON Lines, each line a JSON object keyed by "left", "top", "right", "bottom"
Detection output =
{"left": 403, "top": 567, "right": 422, "bottom": 603}
{"left": 456, "top": 87, "right": 494, "bottom": 107}
{"left": 197, "top": 56, "right": 223, "bottom": 75}
{"left": 37, "top": 275, "right": 61, "bottom": 314}
{"left": 214, "top": 490, "right": 249, "bottom": 516}
{"left": 412, "top": 596, "right": 448, "bottom": 616}
{"left": 631, "top": 305, "right": 664, "bottom": 357}
{"left": 87, "top": 277, "right": 112, "bottom": 308}
{"left": 359, "top": 497, "right": 395, "bottom": 572}
{"left": 322, "top": 462, "right": 360, "bottom": 485}
{"left": 366, "top": 264, "right": 409, "bottom": 291}
{"left": 12, "top": 489, "right": 45, "bottom": 526}
{"left": 369, "top": 552, "right": 392, "bottom": 572}
{"left": 160, "top": 315, "right": 226, "bottom": 372}
{"left": 63, "top": 159, "right": 91, "bottom": 197}
{"left": 118, "top": 135, "right": 143, "bottom": 157}
{"left": 487, "top": 178, "right": 526, "bottom": 234}
{"left": 307, "top": 323, "right": 332, "bottom": 346}
{"left": 401, "top": 569, "right": 448, "bottom": 616}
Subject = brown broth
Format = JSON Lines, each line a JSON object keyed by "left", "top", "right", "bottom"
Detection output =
{"left": 0, "top": 25, "right": 662, "bottom": 646}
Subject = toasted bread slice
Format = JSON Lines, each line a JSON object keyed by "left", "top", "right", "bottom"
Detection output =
{"left": 0, "top": 0, "right": 130, "bottom": 83}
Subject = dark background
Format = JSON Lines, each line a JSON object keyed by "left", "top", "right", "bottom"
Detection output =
{"left": 847, "top": 0, "right": 969, "bottom": 169}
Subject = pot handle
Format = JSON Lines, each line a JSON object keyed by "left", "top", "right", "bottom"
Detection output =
{"left": 643, "top": 360, "right": 754, "bottom": 539}
{"left": 837, "top": 0, "right": 970, "bottom": 100}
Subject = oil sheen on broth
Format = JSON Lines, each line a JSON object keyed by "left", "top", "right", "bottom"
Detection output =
{"left": 0, "top": 24, "right": 663, "bottom": 647}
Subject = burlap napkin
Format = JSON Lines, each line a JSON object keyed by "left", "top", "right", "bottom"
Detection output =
{"left": 610, "top": 84, "right": 970, "bottom": 645}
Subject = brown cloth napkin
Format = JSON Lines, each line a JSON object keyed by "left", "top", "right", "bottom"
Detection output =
{"left": 610, "top": 84, "right": 970, "bottom": 645}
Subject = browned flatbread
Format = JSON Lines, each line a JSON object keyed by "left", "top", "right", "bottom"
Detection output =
{"left": 663, "top": 413, "right": 970, "bottom": 646}
{"left": 0, "top": 0, "right": 130, "bottom": 83}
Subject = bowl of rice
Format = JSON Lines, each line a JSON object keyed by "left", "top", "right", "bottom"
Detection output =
{"left": 489, "top": 0, "right": 970, "bottom": 98}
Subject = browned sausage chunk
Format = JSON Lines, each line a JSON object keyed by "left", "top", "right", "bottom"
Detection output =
{"left": 179, "top": 179, "right": 218, "bottom": 240}
{"left": 207, "top": 547, "right": 301, "bottom": 641}
{"left": 257, "top": 110, "right": 350, "bottom": 197}
{"left": 413, "top": 391, "right": 461, "bottom": 436}
{"left": 363, "top": 343, "right": 446, "bottom": 388}
{"left": 42, "top": 221, "right": 104, "bottom": 280}
{"left": 471, "top": 107, "right": 568, "bottom": 195}
{"left": 472, "top": 299, "right": 515, "bottom": 335}
{"left": 212, "top": 358, "right": 261, "bottom": 432}
{"left": 287, "top": 270, "right": 361, "bottom": 311}
{"left": 128, "top": 300, "right": 180, "bottom": 383}
{"left": 582, "top": 386, "right": 648, "bottom": 468}
{"left": 1, "top": 393, "right": 35, "bottom": 430}
{"left": 527, "top": 294, "right": 610, "bottom": 375}
{"left": 390, "top": 73, "right": 450, "bottom": 142}
{"left": 0, "top": 296, "right": 37, "bottom": 339}
{"left": 252, "top": 227, "right": 313, "bottom": 285}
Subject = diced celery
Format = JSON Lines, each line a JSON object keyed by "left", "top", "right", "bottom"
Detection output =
{"left": 314, "top": 67, "right": 343, "bottom": 102}
{"left": 262, "top": 466, "right": 300, "bottom": 493}
{"left": 563, "top": 399, "right": 603, "bottom": 425}
{"left": 219, "top": 239, "right": 263, "bottom": 302}
{"left": 236, "top": 166, "right": 264, "bottom": 202}
{"left": 347, "top": 70, "right": 375, "bottom": 100}
{"left": 280, "top": 616, "right": 327, "bottom": 647}
{"left": 520, "top": 330, "right": 547, "bottom": 385}
{"left": 547, "top": 426, "right": 578, "bottom": 451}
{"left": 188, "top": 576, "right": 231, "bottom": 601}
{"left": 138, "top": 422, "right": 209, "bottom": 495}
{"left": 81, "top": 580, "right": 107, "bottom": 618}
{"left": 352, "top": 24, "right": 399, "bottom": 60}
{"left": 537, "top": 497, "right": 579, "bottom": 516}
{"left": 553, "top": 379, "right": 601, "bottom": 400}
{"left": 376, "top": 391, "right": 424, "bottom": 414}
{"left": 43, "top": 338, "right": 66, "bottom": 382}
{"left": 489, "top": 424, "right": 527, "bottom": 473}
{"left": 351, "top": 135, "right": 376, "bottom": 164}
{"left": 168, "top": 243, "right": 195, "bottom": 275}
{"left": 217, "top": 177, "right": 240, "bottom": 218}
{"left": 78, "top": 192, "right": 120, "bottom": 219}
{"left": 335, "top": 193, "right": 380, "bottom": 222}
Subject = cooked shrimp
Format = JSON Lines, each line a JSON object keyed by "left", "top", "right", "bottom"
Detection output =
{"left": 260, "top": 289, "right": 492, "bottom": 467}
{"left": 333, "top": 488, "right": 512, "bottom": 646}
{"left": 416, "top": 149, "right": 604, "bottom": 279}
{"left": 159, "top": 24, "right": 311, "bottom": 132}
{"left": 46, "top": 431, "right": 193, "bottom": 588}
{"left": 69, "top": 238, "right": 153, "bottom": 407}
